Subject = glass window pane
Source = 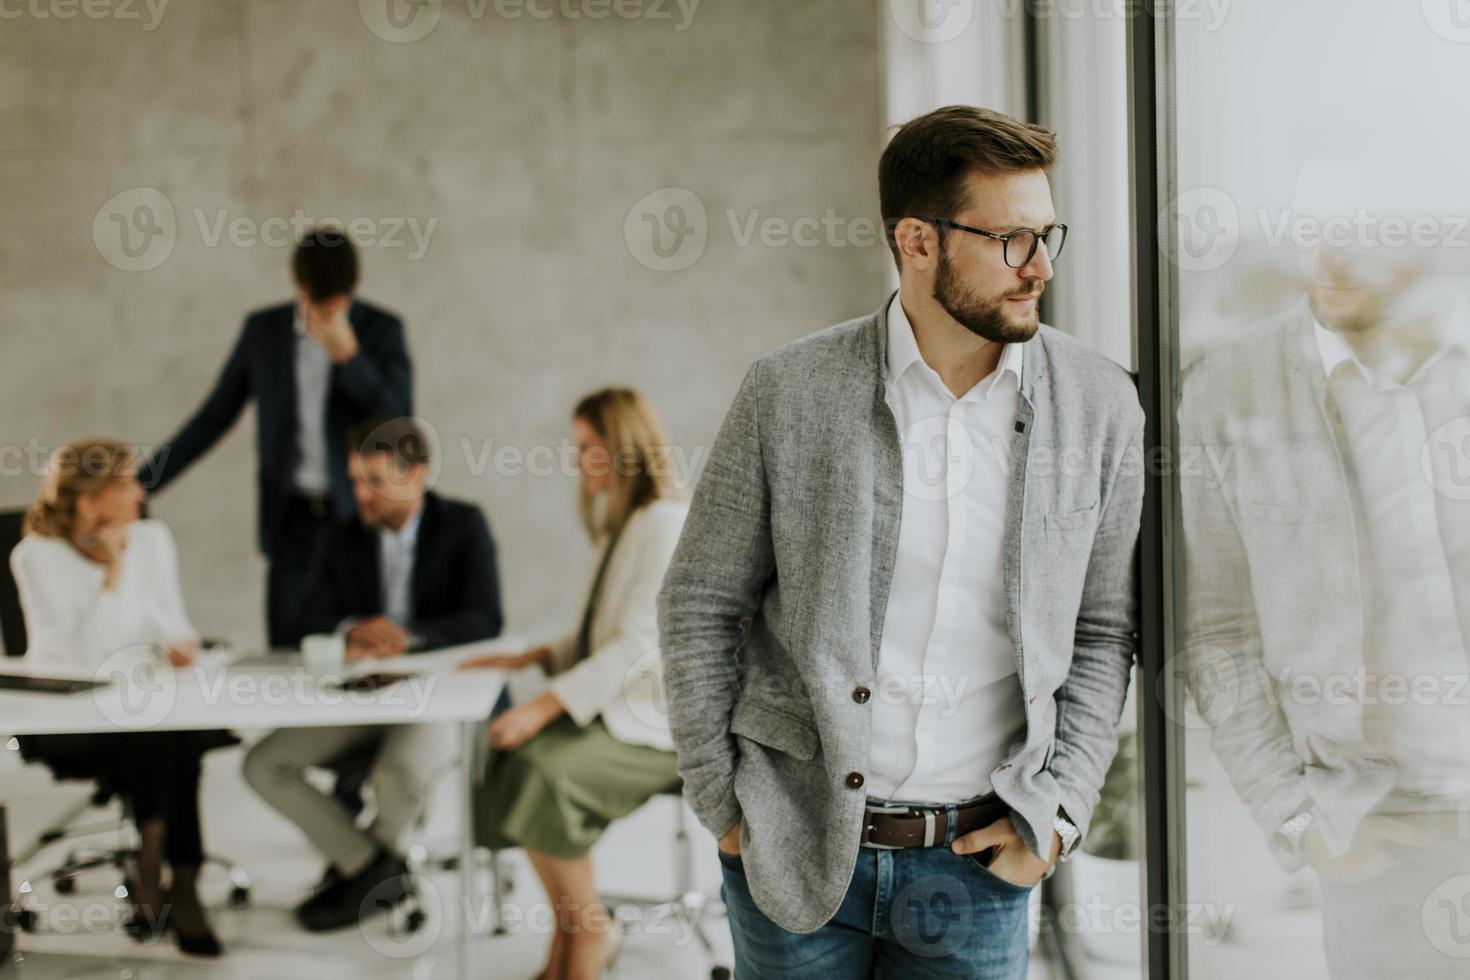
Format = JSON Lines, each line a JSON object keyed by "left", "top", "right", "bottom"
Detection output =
{"left": 1172, "top": 5, "right": 1470, "bottom": 979}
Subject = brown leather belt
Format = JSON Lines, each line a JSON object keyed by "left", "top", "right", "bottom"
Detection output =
{"left": 860, "top": 796, "right": 1009, "bottom": 850}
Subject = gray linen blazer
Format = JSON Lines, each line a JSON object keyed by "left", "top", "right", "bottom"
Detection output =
{"left": 658, "top": 295, "right": 1144, "bottom": 933}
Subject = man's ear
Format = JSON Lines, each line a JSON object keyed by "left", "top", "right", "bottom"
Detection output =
{"left": 893, "top": 217, "right": 938, "bottom": 272}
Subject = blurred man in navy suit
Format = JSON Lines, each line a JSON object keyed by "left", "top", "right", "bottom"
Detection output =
{"left": 142, "top": 228, "right": 412, "bottom": 647}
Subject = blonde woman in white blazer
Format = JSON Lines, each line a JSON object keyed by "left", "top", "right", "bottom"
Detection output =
{"left": 460, "top": 387, "right": 687, "bottom": 980}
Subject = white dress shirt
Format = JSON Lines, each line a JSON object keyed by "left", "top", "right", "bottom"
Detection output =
{"left": 377, "top": 504, "right": 423, "bottom": 626}
{"left": 1314, "top": 314, "right": 1470, "bottom": 805}
{"left": 865, "top": 293, "right": 1028, "bottom": 804}
{"left": 10, "top": 520, "right": 199, "bottom": 670}
{"left": 545, "top": 498, "right": 688, "bottom": 752}
{"left": 293, "top": 306, "right": 332, "bottom": 495}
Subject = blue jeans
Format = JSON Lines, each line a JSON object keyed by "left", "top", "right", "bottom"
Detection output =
{"left": 719, "top": 803, "right": 1034, "bottom": 979}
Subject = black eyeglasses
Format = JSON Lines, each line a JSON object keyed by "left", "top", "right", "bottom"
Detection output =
{"left": 914, "top": 217, "right": 1068, "bottom": 269}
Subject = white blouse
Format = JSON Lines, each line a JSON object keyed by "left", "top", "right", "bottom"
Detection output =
{"left": 545, "top": 498, "right": 688, "bottom": 752}
{"left": 10, "top": 520, "right": 199, "bottom": 671}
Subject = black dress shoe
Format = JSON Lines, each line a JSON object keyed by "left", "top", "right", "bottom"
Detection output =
{"left": 293, "top": 865, "right": 343, "bottom": 919}
{"left": 295, "top": 850, "right": 409, "bottom": 933}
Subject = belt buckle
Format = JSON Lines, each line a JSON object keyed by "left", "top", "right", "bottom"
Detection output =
{"left": 863, "top": 802, "right": 935, "bottom": 851}
{"left": 858, "top": 805, "right": 905, "bottom": 852}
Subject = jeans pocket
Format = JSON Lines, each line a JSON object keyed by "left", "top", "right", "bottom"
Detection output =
{"left": 717, "top": 848, "right": 745, "bottom": 873}
{"left": 965, "top": 853, "right": 1037, "bottom": 895}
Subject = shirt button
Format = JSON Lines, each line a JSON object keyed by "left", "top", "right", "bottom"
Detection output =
{"left": 852, "top": 686, "right": 871, "bottom": 704}
{"left": 846, "top": 772, "right": 865, "bottom": 789}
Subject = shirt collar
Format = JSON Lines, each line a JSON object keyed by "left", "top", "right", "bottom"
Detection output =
{"left": 885, "top": 292, "right": 1023, "bottom": 399}
{"left": 378, "top": 503, "right": 423, "bottom": 550}
{"left": 1312, "top": 290, "right": 1470, "bottom": 388}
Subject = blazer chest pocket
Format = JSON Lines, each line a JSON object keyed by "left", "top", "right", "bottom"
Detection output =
{"left": 1044, "top": 499, "right": 1099, "bottom": 532}
{"left": 730, "top": 698, "right": 820, "bottom": 761}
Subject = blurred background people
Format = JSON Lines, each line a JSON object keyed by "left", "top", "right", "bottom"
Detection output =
{"left": 141, "top": 229, "right": 413, "bottom": 648}
{"left": 461, "top": 388, "right": 687, "bottom": 980}
{"left": 9, "top": 439, "right": 223, "bottom": 956}
{"left": 242, "top": 417, "right": 502, "bottom": 932}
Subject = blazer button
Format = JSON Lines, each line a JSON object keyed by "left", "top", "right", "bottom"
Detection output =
{"left": 846, "top": 772, "right": 865, "bottom": 789}
{"left": 852, "top": 686, "right": 871, "bottom": 704}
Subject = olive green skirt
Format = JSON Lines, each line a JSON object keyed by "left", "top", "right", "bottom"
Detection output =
{"left": 475, "top": 715, "right": 680, "bottom": 859}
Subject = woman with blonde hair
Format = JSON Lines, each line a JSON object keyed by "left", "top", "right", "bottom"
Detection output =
{"left": 460, "top": 388, "right": 688, "bottom": 980}
{"left": 10, "top": 438, "right": 222, "bottom": 955}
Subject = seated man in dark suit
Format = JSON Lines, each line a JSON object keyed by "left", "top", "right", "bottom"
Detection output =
{"left": 242, "top": 417, "right": 503, "bottom": 932}
{"left": 142, "top": 227, "right": 413, "bottom": 648}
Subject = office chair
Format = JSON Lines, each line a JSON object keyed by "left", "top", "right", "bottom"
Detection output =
{"left": 599, "top": 784, "right": 731, "bottom": 980}
{"left": 0, "top": 509, "right": 252, "bottom": 930}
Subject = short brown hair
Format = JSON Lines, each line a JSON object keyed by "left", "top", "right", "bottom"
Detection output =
{"left": 349, "top": 417, "right": 429, "bottom": 471}
{"left": 878, "top": 105, "right": 1057, "bottom": 267}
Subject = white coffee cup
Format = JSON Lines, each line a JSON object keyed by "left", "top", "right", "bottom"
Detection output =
{"left": 301, "top": 633, "right": 346, "bottom": 678}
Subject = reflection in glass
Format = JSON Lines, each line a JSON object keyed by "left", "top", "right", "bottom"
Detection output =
{"left": 1173, "top": 8, "right": 1470, "bottom": 977}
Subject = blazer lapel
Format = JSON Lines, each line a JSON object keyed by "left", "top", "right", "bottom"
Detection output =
{"left": 407, "top": 493, "right": 439, "bottom": 617}
{"left": 867, "top": 294, "right": 905, "bottom": 672}
{"left": 275, "top": 306, "right": 301, "bottom": 477}
{"left": 354, "top": 522, "right": 382, "bottom": 614}
{"left": 1003, "top": 330, "right": 1048, "bottom": 693}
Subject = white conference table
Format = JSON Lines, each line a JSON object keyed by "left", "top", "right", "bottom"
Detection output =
{"left": 0, "top": 637, "right": 517, "bottom": 969}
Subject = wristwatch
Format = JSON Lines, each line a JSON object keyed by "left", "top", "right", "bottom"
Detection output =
{"left": 1054, "top": 812, "right": 1081, "bottom": 861}
{"left": 1274, "top": 811, "right": 1315, "bottom": 855}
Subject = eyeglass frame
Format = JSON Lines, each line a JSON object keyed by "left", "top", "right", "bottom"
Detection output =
{"left": 910, "top": 216, "right": 1069, "bottom": 269}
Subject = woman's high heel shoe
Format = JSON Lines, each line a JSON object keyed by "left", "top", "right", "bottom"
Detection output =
{"left": 169, "top": 921, "right": 224, "bottom": 958}
{"left": 123, "top": 909, "right": 167, "bottom": 943}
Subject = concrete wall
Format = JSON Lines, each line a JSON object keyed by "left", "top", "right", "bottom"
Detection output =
{"left": 0, "top": 0, "right": 887, "bottom": 651}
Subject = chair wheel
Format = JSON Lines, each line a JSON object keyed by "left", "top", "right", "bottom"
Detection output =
{"left": 16, "top": 908, "right": 38, "bottom": 933}
{"left": 54, "top": 876, "right": 75, "bottom": 895}
{"left": 711, "top": 968, "right": 731, "bottom": 980}
{"left": 405, "top": 909, "right": 426, "bottom": 933}
{"left": 229, "top": 886, "right": 251, "bottom": 909}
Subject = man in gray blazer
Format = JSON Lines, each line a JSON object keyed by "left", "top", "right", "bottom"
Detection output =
{"left": 658, "top": 105, "right": 1144, "bottom": 978}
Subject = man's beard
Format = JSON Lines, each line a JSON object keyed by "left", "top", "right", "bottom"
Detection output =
{"left": 933, "top": 249, "right": 1043, "bottom": 344}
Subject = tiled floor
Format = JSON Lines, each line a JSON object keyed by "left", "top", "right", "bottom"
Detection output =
{"left": 3, "top": 744, "right": 1059, "bottom": 978}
